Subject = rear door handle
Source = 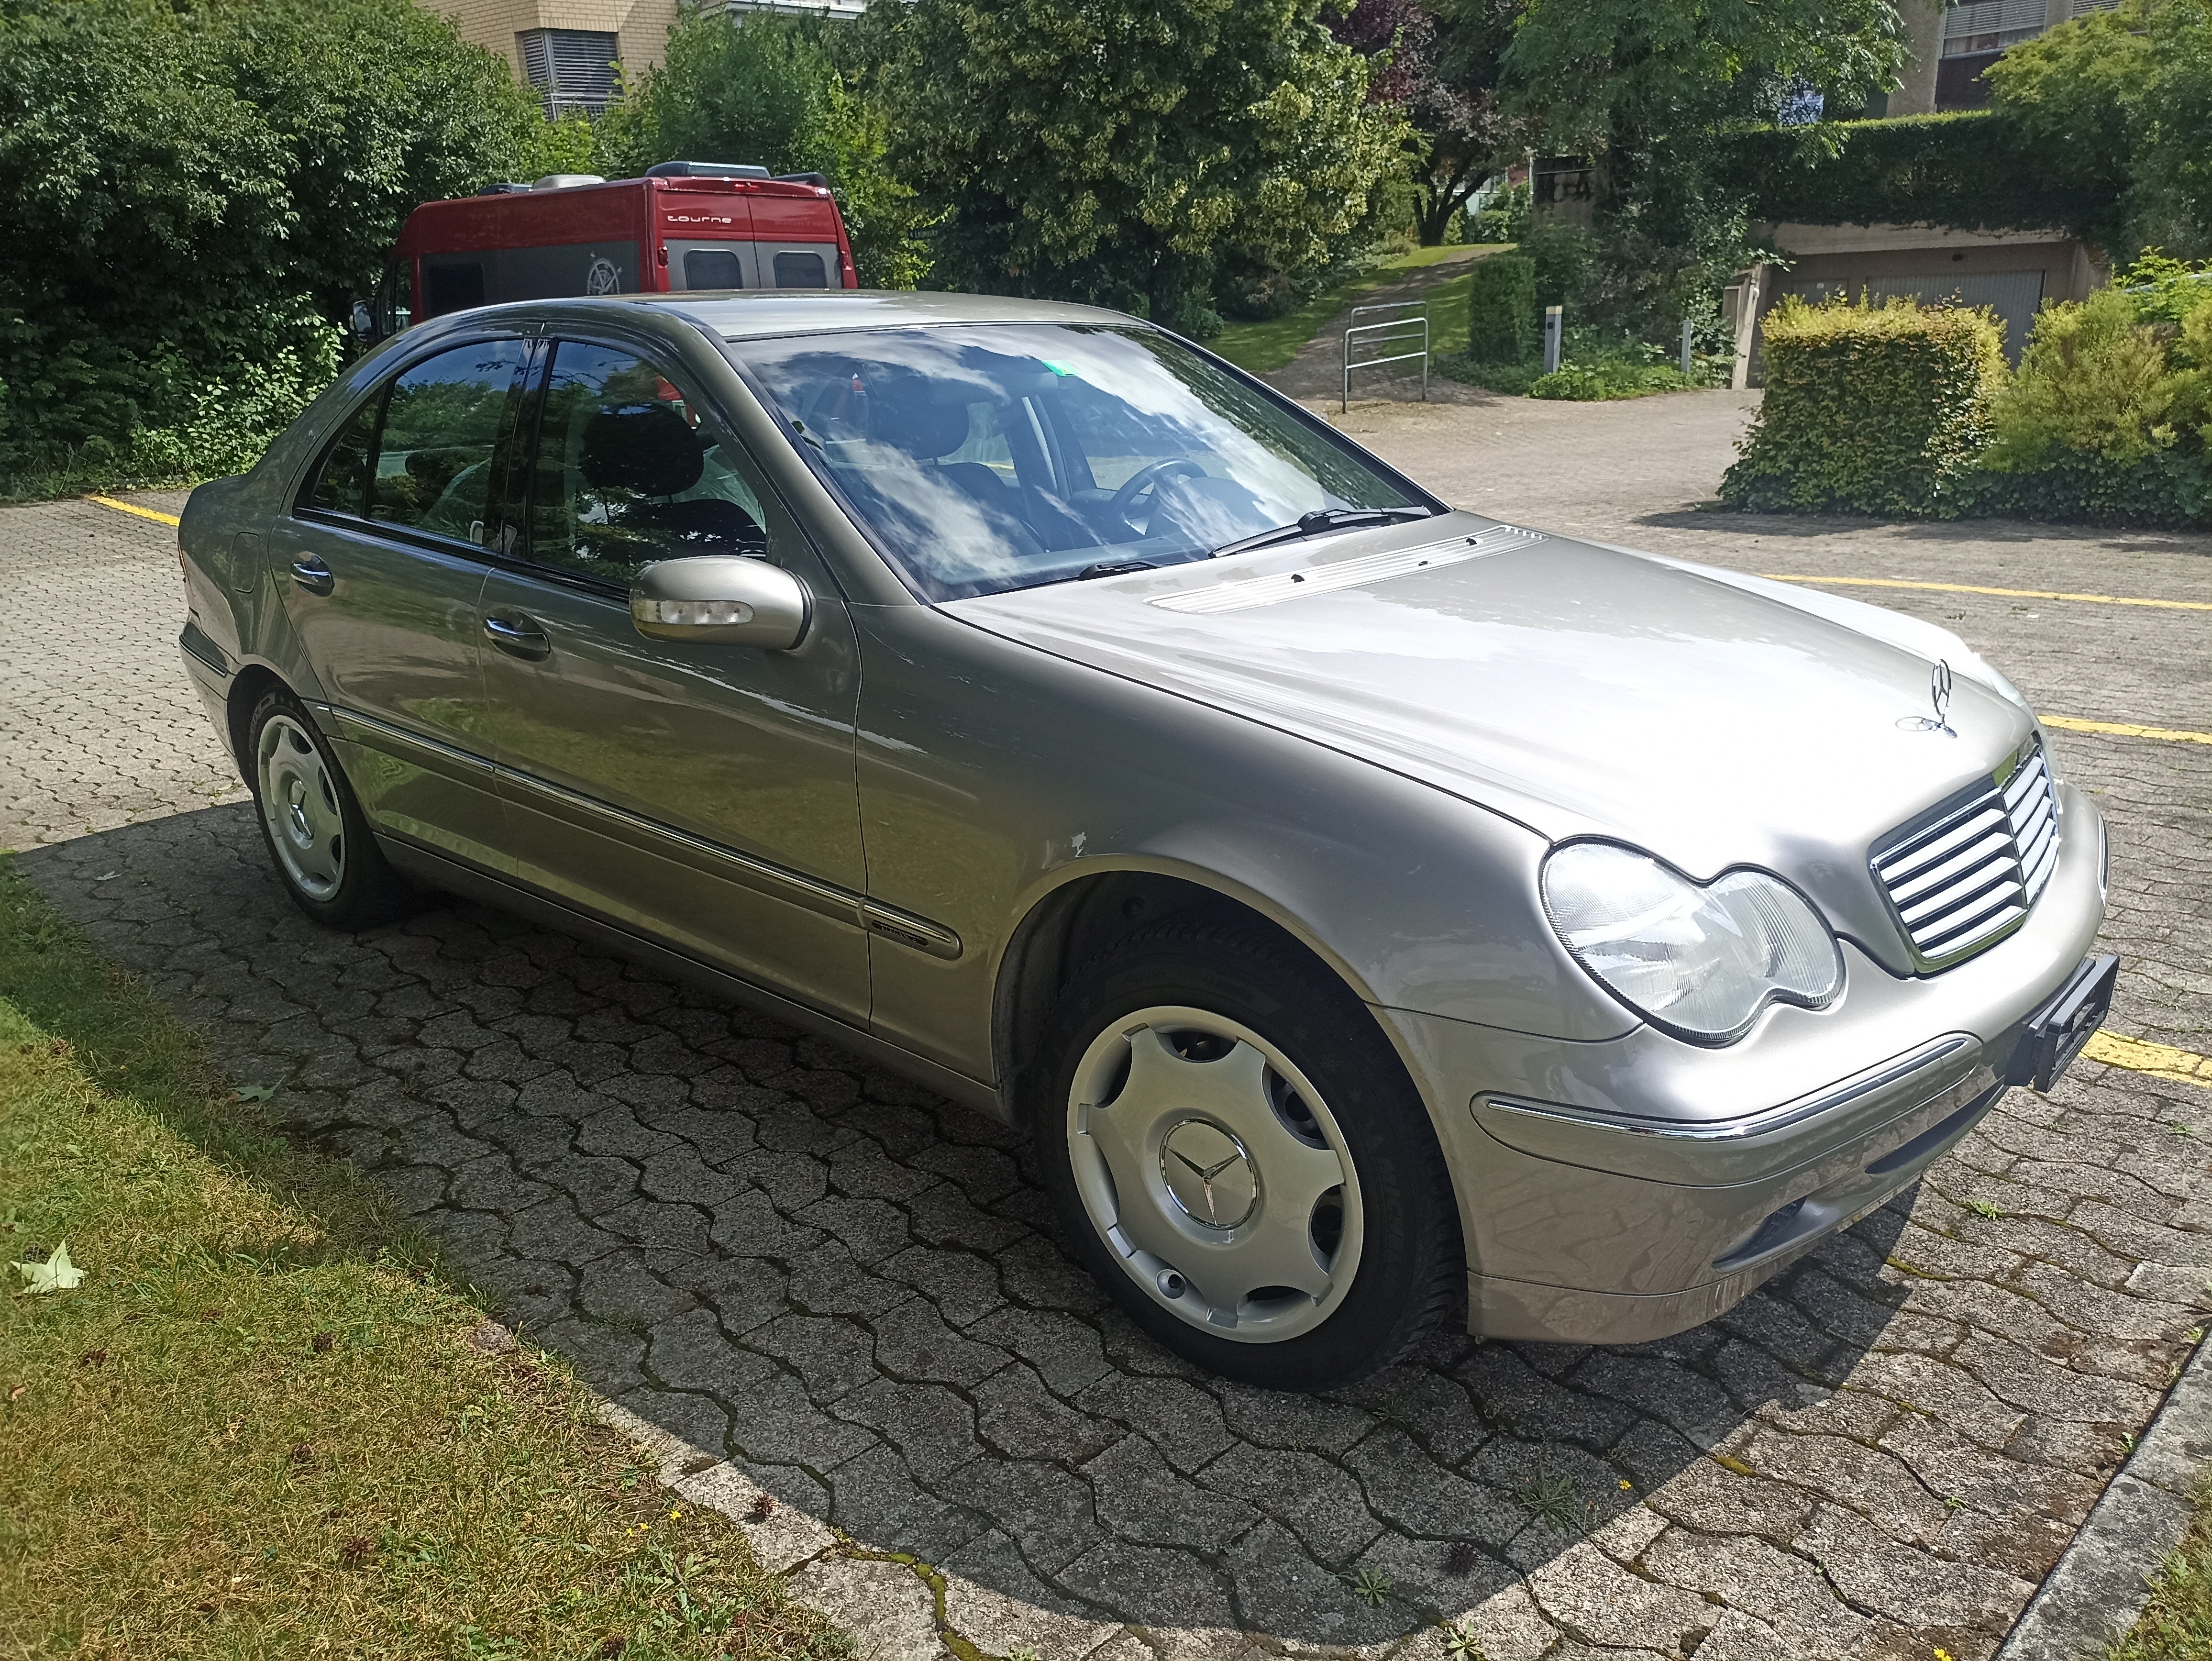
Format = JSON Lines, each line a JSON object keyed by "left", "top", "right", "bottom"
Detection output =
{"left": 290, "top": 556, "right": 334, "bottom": 596}
{"left": 484, "top": 612, "right": 551, "bottom": 660}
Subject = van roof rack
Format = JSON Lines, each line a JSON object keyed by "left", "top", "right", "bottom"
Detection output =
{"left": 647, "top": 161, "right": 771, "bottom": 179}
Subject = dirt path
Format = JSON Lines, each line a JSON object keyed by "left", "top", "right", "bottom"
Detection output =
{"left": 1261, "top": 245, "right": 1495, "bottom": 403}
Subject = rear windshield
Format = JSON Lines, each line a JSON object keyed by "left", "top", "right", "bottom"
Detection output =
{"left": 728, "top": 324, "right": 1428, "bottom": 600}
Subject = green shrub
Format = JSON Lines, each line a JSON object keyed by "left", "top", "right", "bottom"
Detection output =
{"left": 1715, "top": 111, "right": 2112, "bottom": 244}
{"left": 1465, "top": 255, "right": 1536, "bottom": 362}
{"left": 1470, "top": 182, "right": 1529, "bottom": 244}
{"left": 1983, "top": 288, "right": 2193, "bottom": 469}
{"left": 1720, "top": 295, "right": 2004, "bottom": 515}
{"left": 1523, "top": 216, "right": 1595, "bottom": 311}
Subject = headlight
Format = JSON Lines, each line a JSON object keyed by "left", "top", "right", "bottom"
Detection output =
{"left": 1541, "top": 842, "right": 1843, "bottom": 1044}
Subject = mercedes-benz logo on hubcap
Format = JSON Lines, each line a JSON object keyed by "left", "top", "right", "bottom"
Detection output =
{"left": 1159, "top": 1119, "right": 1257, "bottom": 1230}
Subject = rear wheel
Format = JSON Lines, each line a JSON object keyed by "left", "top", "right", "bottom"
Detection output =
{"left": 247, "top": 687, "right": 412, "bottom": 931}
{"left": 1029, "top": 921, "right": 1461, "bottom": 1390}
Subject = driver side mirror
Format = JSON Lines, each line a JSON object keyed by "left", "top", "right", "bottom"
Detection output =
{"left": 631, "top": 555, "right": 811, "bottom": 649}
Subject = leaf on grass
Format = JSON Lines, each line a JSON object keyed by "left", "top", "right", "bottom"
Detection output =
{"left": 14, "top": 1240, "right": 86, "bottom": 1294}
{"left": 234, "top": 1084, "right": 276, "bottom": 1102}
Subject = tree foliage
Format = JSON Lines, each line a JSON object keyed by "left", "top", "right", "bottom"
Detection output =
{"left": 863, "top": 0, "right": 1407, "bottom": 331}
{"left": 1987, "top": 0, "right": 2212, "bottom": 261}
{"left": 1326, "top": 0, "right": 1521, "bottom": 246}
{"left": 0, "top": 0, "right": 549, "bottom": 485}
{"left": 597, "top": 12, "right": 929, "bottom": 288}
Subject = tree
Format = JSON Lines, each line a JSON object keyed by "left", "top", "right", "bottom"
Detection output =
{"left": 1988, "top": 0, "right": 2212, "bottom": 261}
{"left": 0, "top": 0, "right": 545, "bottom": 482}
{"left": 597, "top": 12, "right": 929, "bottom": 288}
{"left": 1327, "top": 0, "right": 1520, "bottom": 246}
{"left": 864, "top": 0, "right": 1407, "bottom": 330}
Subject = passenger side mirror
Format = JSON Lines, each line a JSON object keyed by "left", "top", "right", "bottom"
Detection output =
{"left": 630, "top": 555, "right": 811, "bottom": 649}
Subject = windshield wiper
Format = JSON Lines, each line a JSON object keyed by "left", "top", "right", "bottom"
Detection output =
{"left": 1208, "top": 506, "right": 1436, "bottom": 560}
{"left": 1076, "top": 559, "right": 1158, "bottom": 580}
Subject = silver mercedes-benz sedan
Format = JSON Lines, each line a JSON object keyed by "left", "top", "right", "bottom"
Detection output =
{"left": 176, "top": 292, "right": 2114, "bottom": 1389}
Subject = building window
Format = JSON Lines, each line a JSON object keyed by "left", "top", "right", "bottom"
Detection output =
{"left": 517, "top": 29, "right": 619, "bottom": 119}
{"left": 1939, "top": 0, "right": 2048, "bottom": 55}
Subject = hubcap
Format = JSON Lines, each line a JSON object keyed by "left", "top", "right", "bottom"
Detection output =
{"left": 256, "top": 714, "right": 346, "bottom": 902}
{"left": 1066, "top": 1006, "right": 1363, "bottom": 1343}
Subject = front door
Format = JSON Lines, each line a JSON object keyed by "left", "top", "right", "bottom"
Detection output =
{"left": 273, "top": 336, "right": 531, "bottom": 869}
{"left": 476, "top": 337, "right": 870, "bottom": 1022}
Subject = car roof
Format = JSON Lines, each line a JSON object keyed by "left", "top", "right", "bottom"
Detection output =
{"left": 472, "top": 289, "right": 1140, "bottom": 340}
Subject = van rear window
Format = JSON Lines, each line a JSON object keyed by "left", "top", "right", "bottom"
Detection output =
{"left": 685, "top": 248, "right": 743, "bottom": 290}
{"left": 773, "top": 251, "right": 829, "bottom": 288}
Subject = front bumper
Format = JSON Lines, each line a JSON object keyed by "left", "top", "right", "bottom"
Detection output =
{"left": 1383, "top": 782, "right": 2110, "bottom": 1346}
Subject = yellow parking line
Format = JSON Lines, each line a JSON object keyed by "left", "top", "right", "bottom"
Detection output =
{"left": 2084, "top": 1031, "right": 2212, "bottom": 1091}
{"left": 1763, "top": 574, "right": 2212, "bottom": 613}
{"left": 2041, "top": 715, "right": 2212, "bottom": 747}
{"left": 84, "top": 493, "right": 182, "bottom": 528}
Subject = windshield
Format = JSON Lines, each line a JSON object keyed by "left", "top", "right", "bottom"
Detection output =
{"left": 729, "top": 324, "right": 1432, "bottom": 600}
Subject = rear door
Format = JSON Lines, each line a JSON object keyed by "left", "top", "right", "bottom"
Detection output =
{"left": 476, "top": 335, "right": 870, "bottom": 1021}
{"left": 274, "top": 336, "right": 532, "bottom": 869}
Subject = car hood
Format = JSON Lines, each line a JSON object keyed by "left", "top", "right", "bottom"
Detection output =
{"left": 947, "top": 514, "right": 2042, "bottom": 974}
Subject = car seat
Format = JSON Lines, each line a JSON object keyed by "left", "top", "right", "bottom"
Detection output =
{"left": 577, "top": 405, "right": 768, "bottom": 559}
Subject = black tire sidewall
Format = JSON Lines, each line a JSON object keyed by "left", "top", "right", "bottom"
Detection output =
{"left": 246, "top": 687, "right": 406, "bottom": 932}
{"left": 1028, "top": 925, "right": 1460, "bottom": 1391}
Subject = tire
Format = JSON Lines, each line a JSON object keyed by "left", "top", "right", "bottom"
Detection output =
{"left": 1028, "top": 919, "right": 1462, "bottom": 1391}
{"left": 245, "top": 686, "right": 413, "bottom": 932}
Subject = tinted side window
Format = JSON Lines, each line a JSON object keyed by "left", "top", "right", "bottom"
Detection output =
{"left": 425, "top": 260, "right": 486, "bottom": 316}
{"left": 685, "top": 248, "right": 743, "bottom": 289}
{"left": 370, "top": 340, "right": 529, "bottom": 545}
{"left": 526, "top": 341, "right": 770, "bottom": 585}
{"left": 773, "top": 251, "right": 828, "bottom": 288}
{"left": 304, "top": 393, "right": 381, "bottom": 516}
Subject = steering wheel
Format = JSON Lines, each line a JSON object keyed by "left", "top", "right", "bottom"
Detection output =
{"left": 1109, "top": 457, "right": 1209, "bottom": 520}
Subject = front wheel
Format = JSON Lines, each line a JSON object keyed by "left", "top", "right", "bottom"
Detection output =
{"left": 247, "top": 686, "right": 412, "bottom": 932}
{"left": 1029, "top": 922, "right": 1462, "bottom": 1390}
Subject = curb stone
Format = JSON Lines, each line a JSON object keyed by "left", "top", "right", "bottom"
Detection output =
{"left": 1997, "top": 1322, "right": 2212, "bottom": 1660}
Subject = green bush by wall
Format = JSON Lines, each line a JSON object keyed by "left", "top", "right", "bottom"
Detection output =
{"left": 1720, "top": 296, "right": 2004, "bottom": 515}
{"left": 1465, "top": 255, "right": 1535, "bottom": 363}
{"left": 1715, "top": 112, "right": 2110, "bottom": 244}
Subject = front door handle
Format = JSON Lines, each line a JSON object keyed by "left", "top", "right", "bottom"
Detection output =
{"left": 290, "top": 556, "right": 334, "bottom": 596}
{"left": 484, "top": 612, "right": 551, "bottom": 660}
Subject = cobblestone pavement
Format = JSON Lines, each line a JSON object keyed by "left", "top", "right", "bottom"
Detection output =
{"left": 4, "top": 435, "right": 2209, "bottom": 1661}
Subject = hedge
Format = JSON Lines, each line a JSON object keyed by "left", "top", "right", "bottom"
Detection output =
{"left": 1465, "top": 254, "right": 1535, "bottom": 363}
{"left": 1720, "top": 296, "right": 2004, "bottom": 515}
{"left": 1714, "top": 112, "right": 2112, "bottom": 242}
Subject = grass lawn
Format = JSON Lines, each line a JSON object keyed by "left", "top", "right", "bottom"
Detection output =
{"left": 0, "top": 859, "right": 848, "bottom": 1661}
{"left": 1208, "top": 244, "right": 1495, "bottom": 374}
{"left": 2108, "top": 1480, "right": 2212, "bottom": 1659}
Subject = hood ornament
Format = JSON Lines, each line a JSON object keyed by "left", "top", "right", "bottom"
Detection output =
{"left": 1898, "top": 659, "right": 1956, "bottom": 736}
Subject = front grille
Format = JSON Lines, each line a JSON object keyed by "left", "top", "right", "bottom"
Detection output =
{"left": 1872, "top": 738, "right": 2059, "bottom": 969}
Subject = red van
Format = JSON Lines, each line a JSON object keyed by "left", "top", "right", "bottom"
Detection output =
{"left": 361, "top": 161, "right": 858, "bottom": 339}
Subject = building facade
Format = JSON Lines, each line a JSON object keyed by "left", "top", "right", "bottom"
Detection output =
{"left": 429, "top": 0, "right": 864, "bottom": 116}
{"left": 1891, "top": 0, "right": 2121, "bottom": 115}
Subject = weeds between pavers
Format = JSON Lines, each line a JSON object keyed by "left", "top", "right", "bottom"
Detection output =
{"left": 0, "top": 859, "right": 851, "bottom": 1661}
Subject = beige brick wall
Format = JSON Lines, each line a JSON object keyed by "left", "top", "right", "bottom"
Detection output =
{"left": 423, "top": 0, "right": 681, "bottom": 81}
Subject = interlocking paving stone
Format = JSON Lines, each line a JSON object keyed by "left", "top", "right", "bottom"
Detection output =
{"left": 6, "top": 465, "right": 2208, "bottom": 1659}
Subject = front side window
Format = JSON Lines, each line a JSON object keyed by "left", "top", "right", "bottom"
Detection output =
{"left": 730, "top": 324, "right": 1429, "bottom": 601}
{"left": 368, "top": 339, "right": 530, "bottom": 544}
{"left": 525, "top": 340, "right": 771, "bottom": 585}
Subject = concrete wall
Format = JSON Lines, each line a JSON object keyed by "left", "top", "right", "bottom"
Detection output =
{"left": 429, "top": 0, "right": 679, "bottom": 81}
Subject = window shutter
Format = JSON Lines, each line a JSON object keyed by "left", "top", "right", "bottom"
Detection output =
{"left": 516, "top": 30, "right": 619, "bottom": 118}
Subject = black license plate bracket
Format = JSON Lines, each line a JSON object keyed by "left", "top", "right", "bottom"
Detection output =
{"left": 2012, "top": 952, "right": 2120, "bottom": 1094}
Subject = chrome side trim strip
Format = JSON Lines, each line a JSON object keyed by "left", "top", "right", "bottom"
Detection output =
{"left": 315, "top": 701, "right": 498, "bottom": 783}
{"left": 1481, "top": 1034, "right": 1977, "bottom": 1144}
{"left": 1151, "top": 525, "right": 1545, "bottom": 614}
{"left": 326, "top": 701, "right": 963, "bottom": 958}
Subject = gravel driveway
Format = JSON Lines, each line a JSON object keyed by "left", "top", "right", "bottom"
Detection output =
{"left": 5, "top": 395, "right": 2209, "bottom": 1661}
